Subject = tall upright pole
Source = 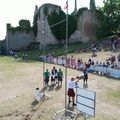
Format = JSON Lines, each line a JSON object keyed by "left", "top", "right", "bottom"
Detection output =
{"left": 74, "top": 0, "right": 77, "bottom": 14}
{"left": 6, "top": 24, "right": 9, "bottom": 55}
{"left": 42, "top": 18, "right": 45, "bottom": 88}
{"left": 65, "top": 0, "right": 68, "bottom": 110}
{"left": 43, "top": 37, "right": 45, "bottom": 88}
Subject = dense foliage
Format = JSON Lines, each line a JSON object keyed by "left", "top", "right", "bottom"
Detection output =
{"left": 96, "top": 0, "right": 120, "bottom": 39}
{"left": 47, "top": 10, "right": 77, "bottom": 40}
{"left": 7, "top": 20, "right": 31, "bottom": 33}
{"left": 43, "top": 6, "right": 49, "bottom": 16}
{"left": 8, "top": 26, "right": 31, "bottom": 33}
{"left": 19, "top": 19, "right": 31, "bottom": 28}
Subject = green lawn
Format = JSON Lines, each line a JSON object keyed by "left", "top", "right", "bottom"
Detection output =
{"left": 0, "top": 52, "right": 120, "bottom": 120}
{"left": 17, "top": 41, "right": 93, "bottom": 60}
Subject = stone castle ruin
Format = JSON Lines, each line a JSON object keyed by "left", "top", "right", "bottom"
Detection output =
{"left": 35, "top": 4, "right": 61, "bottom": 48}
{"left": 1, "top": 0, "right": 99, "bottom": 52}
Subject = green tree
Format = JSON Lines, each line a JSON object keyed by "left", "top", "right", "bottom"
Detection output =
{"left": 19, "top": 19, "right": 31, "bottom": 28}
{"left": 48, "top": 10, "right": 77, "bottom": 40}
{"left": 96, "top": 0, "right": 120, "bottom": 39}
{"left": 43, "top": 6, "right": 49, "bottom": 16}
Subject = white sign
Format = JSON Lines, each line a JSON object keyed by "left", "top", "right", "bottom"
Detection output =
{"left": 76, "top": 88, "right": 96, "bottom": 117}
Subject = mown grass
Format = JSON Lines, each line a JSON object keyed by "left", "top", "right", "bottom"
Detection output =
{"left": 0, "top": 52, "right": 120, "bottom": 120}
{"left": 106, "top": 90, "right": 120, "bottom": 107}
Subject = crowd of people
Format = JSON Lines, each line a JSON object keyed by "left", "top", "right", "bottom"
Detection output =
{"left": 43, "top": 66, "right": 64, "bottom": 87}
{"left": 41, "top": 66, "right": 87, "bottom": 106}
{"left": 40, "top": 54, "right": 120, "bottom": 70}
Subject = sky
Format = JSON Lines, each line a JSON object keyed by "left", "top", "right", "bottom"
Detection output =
{"left": 0, "top": 0, "right": 104, "bottom": 40}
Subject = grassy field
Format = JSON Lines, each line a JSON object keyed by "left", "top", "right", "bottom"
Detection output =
{"left": 0, "top": 52, "right": 120, "bottom": 120}
{"left": 17, "top": 41, "right": 94, "bottom": 60}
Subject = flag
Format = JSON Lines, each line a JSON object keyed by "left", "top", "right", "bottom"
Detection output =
{"left": 64, "top": 1, "right": 68, "bottom": 10}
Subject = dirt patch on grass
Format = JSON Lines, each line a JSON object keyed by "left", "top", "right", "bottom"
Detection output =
{"left": 0, "top": 51, "right": 120, "bottom": 120}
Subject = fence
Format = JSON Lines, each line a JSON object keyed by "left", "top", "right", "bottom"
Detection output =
{"left": 42, "top": 56, "right": 120, "bottom": 79}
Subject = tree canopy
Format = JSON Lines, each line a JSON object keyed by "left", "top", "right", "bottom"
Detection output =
{"left": 19, "top": 19, "right": 31, "bottom": 28}
{"left": 47, "top": 10, "right": 77, "bottom": 41}
{"left": 96, "top": 0, "right": 120, "bottom": 39}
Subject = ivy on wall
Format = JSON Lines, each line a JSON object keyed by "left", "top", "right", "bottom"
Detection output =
{"left": 7, "top": 5, "right": 88, "bottom": 39}
{"left": 19, "top": 19, "right": 30, "bottom": 28}
{"left": 7, "top": 19, "right": 31, "bottom": 34}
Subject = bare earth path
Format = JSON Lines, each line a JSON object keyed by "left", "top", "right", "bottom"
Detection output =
{"left": 0, "top": 50, "right": 120, "bottom": 120}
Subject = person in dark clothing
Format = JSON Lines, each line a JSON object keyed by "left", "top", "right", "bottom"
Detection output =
{"left": 51, "top": 66, "right": 58, "bottom": 84}
{"left": 51, "top": 70, "right": 56, "bottom": 85}
{"left": 44, "top": 69, "right": 50, "bottom": 87}
{"left": 83, "top": 68, "right": 88, "bottom": 84}
{"left": 57, "top": 68, "right": 63, "bottom": 86}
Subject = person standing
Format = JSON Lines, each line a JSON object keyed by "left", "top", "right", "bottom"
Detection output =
{"left": 51, "top": 70, "right": 56, "bottom": 85}
{"left": 117, "top": 54, "right": 120, "bottom": 66}
{"left": 83, "top": 68, "right": 88, "bottom": 84}
{"left": 57, "top": 68, "right": 63, "bottom": 86}
{"left": 51, "top": 66, "right": 58, "bottom": 84}
{"left": 44, "top": 69, "right": 50, "bottom": 87}
{"left": 67, "top": 77, "right": 80, "bottom": 106}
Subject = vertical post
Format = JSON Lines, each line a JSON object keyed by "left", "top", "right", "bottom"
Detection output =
{"left": 42, "top": 18, "right": 45, "bottom": 88}
{"left": 74, "top": 0, "right": 77, "bottom": 14}
{"left": 43, "top": 44, "right": 45, "bottom": 88}
{"left": 6, "top": 24, "right": 10, "bottom": 55}
{"left": 84, "top": 113, "right": 87, "bottom": 120}
{"left": 6, "top": 34, "right": 9, "bottom": 55}
{"left": 65, "top": 0, "right": 68, "bottom": 111}
{"left": 81, "top": 14, "right": 83, "bottom": 42}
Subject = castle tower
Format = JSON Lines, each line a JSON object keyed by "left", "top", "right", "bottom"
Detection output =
{"left": 73, "top": 0, "right": 77, "bottom": 15}
{"left": 74, "top": 0, "right": 77, "bottom": 12}
{"left": 34, "top": 5, "right": 39, "bottom": 17}
{"left": 90, "top": 0, "right": 96, "bottom": 10}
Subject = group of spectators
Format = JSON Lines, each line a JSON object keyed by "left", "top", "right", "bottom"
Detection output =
{"left": 85, "top": 54, "right": 120, "bottom": 70}
{"left": 43, "top": 66, "right": 63, "bottom": 87}
{"left": 76, "top": 36, "right": 120, "bottom": 56}
{"left": 40, "top": 53, "right": 120, "bottom": 70}
{"left": 9, "top": 49, "right": 29, "bottom": 61}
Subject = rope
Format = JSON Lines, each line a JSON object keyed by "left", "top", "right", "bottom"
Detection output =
{"left": 50, "top": 19, "right": 66, "bottom": 28}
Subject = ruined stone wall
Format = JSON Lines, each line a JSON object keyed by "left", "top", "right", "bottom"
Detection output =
{"left": 69, "top": 10, "right": 99, "bottom": 43}
{"left": 0, "top": 40, "right": 5, "bottom": 47}
{"left": 36, "top": 4, "right": 60, "bottom": 48}
{"left": 6, "top": 31, "right": 35, "bottom": 51}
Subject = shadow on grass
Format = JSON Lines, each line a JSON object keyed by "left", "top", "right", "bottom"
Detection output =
{"left": 41, "top": 87, "right": 47, "bottom": 92}
{"left": 31, "top": 100, "right": 39, "bottom": 107}
{"left": 67, "top": 103, "right": 75, "bottom": 111}
{"left": 48, "top": 84, "right": 56, "bottom": 91}
{"left": 55, "top": 85, "right": 62, "bottom": 91}
{"left": 83, "top": 83, "right": 88, "bottom": 89}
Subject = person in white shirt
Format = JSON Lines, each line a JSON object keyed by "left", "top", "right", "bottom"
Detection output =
{"left": 51, "top": 70, "right": 56, "bottom": 85}
{"left": 67, "top": 77, "right": 80, "bottom": 106}
{"left": 35, "top": 88, "right": 44, "bottom": 102}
